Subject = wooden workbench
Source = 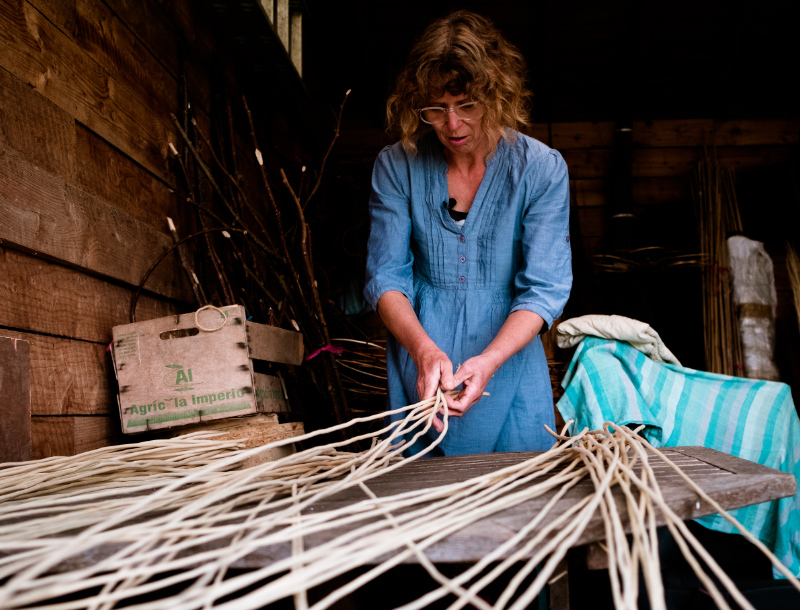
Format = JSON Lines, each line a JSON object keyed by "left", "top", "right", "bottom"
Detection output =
{"left": 231, "top": 446, "right": 795, "bottom": 568}
{"left": 13, "top": 447, "right": 794, "bottom": 609}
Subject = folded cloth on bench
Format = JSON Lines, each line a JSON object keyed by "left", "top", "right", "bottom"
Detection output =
{"left": 557, "top": 337, "right": 800, "bottom": 579}
{"left": 556, "top": 314, "right": 681, "bottom": 366}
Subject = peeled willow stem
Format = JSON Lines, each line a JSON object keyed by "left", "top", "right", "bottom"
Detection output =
{"left": 0, "top": 397, "right": 797, "bottom": 610}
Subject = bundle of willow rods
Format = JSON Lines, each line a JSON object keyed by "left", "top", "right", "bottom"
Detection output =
{"left": 592, "top": 247, "right": 706, "bottom": 274}
{"left": 692, "top": 150, "right": 744, "bottom": 376}
{"left": 1, "top": 395, "right": 798, "bottom": 610}
{"left": 331, "top": 338, "right": 388, "bottom": 403}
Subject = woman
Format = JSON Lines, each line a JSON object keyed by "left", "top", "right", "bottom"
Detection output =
{"left": 364, "top": 11, "right": 572, "bottom": 456}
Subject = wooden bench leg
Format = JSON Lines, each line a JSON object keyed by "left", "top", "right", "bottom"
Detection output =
{"left": 547, "top": 557, "right": 569, "bottom": 610}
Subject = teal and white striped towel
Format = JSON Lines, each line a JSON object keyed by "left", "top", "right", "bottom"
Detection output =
{"left": 556, "top": 337, "right": 800, "bottom": 578}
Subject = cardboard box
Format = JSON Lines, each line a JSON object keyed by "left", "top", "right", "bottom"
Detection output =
{"left": 112, "top": 305, "right": 303, "bottom": 434}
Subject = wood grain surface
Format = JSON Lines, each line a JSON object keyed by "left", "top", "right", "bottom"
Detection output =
{"left": 0, "top": 0, "right": 174, "bottom": 179}
{"left": 31, "top": 415, "right": 116, "bottom": 458}
{"left": 30, "top": 447, "right": 796, "bottom": 571}
{"left": 0, "top": 146, "right": 191, "bottom": 301}
{"left": 230, "top": 447, "right": 796, "bottom": 567}
{"left": 0, "top": 64, "right": 76, "bottom": 181}
{"left": 246, "top": 321, "right": 305, "bottom": 366}
{"left": 0, "top": 248, "right": 180, "bottom": 344}
{"left": 73, "top": 125, "right": 188, "bottom": 232}
{"left": 0, "top": 336, "right": 31, "bottom": 462}
{"left": 27, "top": 0, "right": 178, "bottom": 122}
{"left": 551, "top": 119, "right": 800, "bottom": 150}
{"left": 0, "top": 328, "right": 113, "bottom": 416}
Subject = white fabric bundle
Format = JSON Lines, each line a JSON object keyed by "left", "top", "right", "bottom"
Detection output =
{"left": 556, "top": 314, "right": 681, "bottom": 366}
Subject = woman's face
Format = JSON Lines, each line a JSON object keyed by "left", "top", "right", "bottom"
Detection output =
{"left": 428, "top": 92, "right": 487, "bottom": 158}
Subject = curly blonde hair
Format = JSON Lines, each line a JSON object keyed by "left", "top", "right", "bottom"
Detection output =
{"left": 386, "top": 10, "right": 532, "bottom": 155}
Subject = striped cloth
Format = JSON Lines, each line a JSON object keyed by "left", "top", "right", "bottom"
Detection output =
{"left": 556, "top": 337, "right": 800, "bottom": 578}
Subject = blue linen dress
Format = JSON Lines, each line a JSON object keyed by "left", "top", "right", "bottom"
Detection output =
{"left": 364, "top": 130, "right": 572, "bottom": 456}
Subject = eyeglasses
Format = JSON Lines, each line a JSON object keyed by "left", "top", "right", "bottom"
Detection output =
{"left": 417, "top": 102, "right": 484, "bottom": 125}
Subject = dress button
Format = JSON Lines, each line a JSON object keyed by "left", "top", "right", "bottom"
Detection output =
{"left": 459, "top": 275, "right": 466, "bottom": 283}
{"left": 459, "top": 235, "right": 466, "bottom": 243}
{"left": 460, "top": 256, "right": 466, "bottom": 263}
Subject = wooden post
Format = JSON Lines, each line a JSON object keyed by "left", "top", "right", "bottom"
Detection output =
{"left": 290, "top": 10, "right": 302, "bottom": 76}
{"left": 547, "top": 557, "right": 570, "bottom": 610}
{"left": 260, "top": 0, "right": 274, "bottom": 24}
{"left": 0, "top": 336, "right": 31, "bottom": 462}
{"left": 276, "top": 0, "right": 289, "bottom": 50}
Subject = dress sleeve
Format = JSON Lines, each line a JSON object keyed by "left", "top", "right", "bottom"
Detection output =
{"left": 363, "top": 147, "right": 415, "bottom": 310}
{"left": 509, "top": 149, "right": 573, "bottom": 331}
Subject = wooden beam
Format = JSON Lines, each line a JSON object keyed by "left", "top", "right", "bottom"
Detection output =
{"left": 562, "top": 146, "right": 793, "bottom": 179}
{"left": 290, "top": 10, "right": 302, "bottom": 76}
{"left": 552, "top": 119, "right": 800, "bottom": 150}
{"left": 276, "top": 0, "right": 289, "bottom": 50}
{"left": 551, "top": 122, "right": 616, "bottom": 150}
{"left": 0, "top": 335, "right": 31, "bottom": 462}
{"left": 73, "top": 125, "right": 189, "bottom": 232}
{"left": 0, "top": 248, "right": 180, "bottom": 344}
{"left": 31, "top": 415, "right": 116, "bottom": 458}
{"left": 0, "top": 0, "right": 175, "bottom": 180}
{"left": 27, "top": 0, "right": 179, "bottom": 127}
{"left": 0, "top": 65, "right": 76, "bottom": 181}
{"left": 0, "top": 329, "right": 112, "bottom": 416}
{"left": 0, "top": 146, "right": 192, "bottom": 301}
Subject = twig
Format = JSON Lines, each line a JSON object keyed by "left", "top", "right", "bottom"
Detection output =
{"left": 130, "top": 227, "right": 245, "bottom": 323}
{"left": 241, "top": 96, "right": 315, "bottom": 332}
{"left": 169, "top": 114, "right": 277, "bottom": 260}
{"left": 166, "top": 216, "right": 207, "bottom": 306}
{"left": 304, "top": 89, "right": 350, "bottom": 210}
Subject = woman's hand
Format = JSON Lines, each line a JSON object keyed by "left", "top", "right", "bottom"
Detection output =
{"left": 432, "top": 354, "right": 500, "bottom": 431}
{"left": 412, "top": 344, "right": 457, "bottom": 404}
{"left": 434, "top": 311, "right": 546, "bottom": 432}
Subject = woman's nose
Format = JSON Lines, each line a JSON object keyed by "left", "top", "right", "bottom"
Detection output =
{"left": 446, "top": 110, "right": 463, "bottom": 130}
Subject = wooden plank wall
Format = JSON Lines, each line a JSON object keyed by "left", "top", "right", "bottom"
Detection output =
{"left": 0, "top": 0, "right": 253, "bottom": 458}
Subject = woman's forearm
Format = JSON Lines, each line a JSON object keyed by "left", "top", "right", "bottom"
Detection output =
{"left": 480, "top": 310, "right": 545, "bottom": 373}
{"left": 377, "top": 291, "right": 455, "bottom": 401}
{"left": 376, "top": 291, "right": 436, "bottom": 361}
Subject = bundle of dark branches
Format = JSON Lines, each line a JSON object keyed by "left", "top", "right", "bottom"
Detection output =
{"left": 133, "top": 49, "right": 354, "bottom": 434}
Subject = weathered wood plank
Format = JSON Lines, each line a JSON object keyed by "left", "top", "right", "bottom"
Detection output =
{"left": 0, "top": 0, "right": 174, "bottom": 180}
{"left": 572, "top": 177, "right": 690, "bottom": 208}
{"left": 632, "top": 176, "right": 690, "bottom": 205}
{"left": 577, "top": 207, "right": 606, "bottom": 238}
{"left": 104, "top": 0, "right": 212, "bottom": 112}
{"left": 0, "top": 146, "right": 191, "bottom": 300}
{"left": 28, "top": 0, "right": 179, "bottom": 124}
{"left": 73, "top": 125, "right": 189, "bottom": 231}
{"left": 562, "top": 146, "right": 792, "bottom": 179}
{"left": 553, "top": 119, "right": 800, "bottom": 150}
{"left": 0, "top": 248, "right": 181, "bottom": 344}
{"left": 246, "top": 321, "right": 305, "bottom": 365}
{"left": 0, "top": 65, "right": 76, "bottom": 181}
{"left": 31, "top": 415, "right": 116, "bottom": 458}
{"left": 637, "top": 119, "right": 800, "bottom": 148}
{"left": 552, "top": 121, "right": 616, "bottom": 150}
{"left": 0, "top": 328, "right": 112, "bottom": 416}
{"left": 0, "top": 336, "right": 31, "bottom": 463}
{"left": 561, "top": 148, "right": 611, "bottom": 179}
{"left": 102, "top": 0, "right": 178, "bottom": 78}
{"left": 215, "top": 448, "right": 795, "bottom": 566}
{"left": 519, "top": 123, "right": 550, "bottom": 144}
{"left": 571, "top": 179, "right": 605, "bottom": 207}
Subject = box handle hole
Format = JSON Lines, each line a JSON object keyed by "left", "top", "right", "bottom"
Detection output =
{"left": 160, "top": 328, "right": 200, "bottom": 340}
